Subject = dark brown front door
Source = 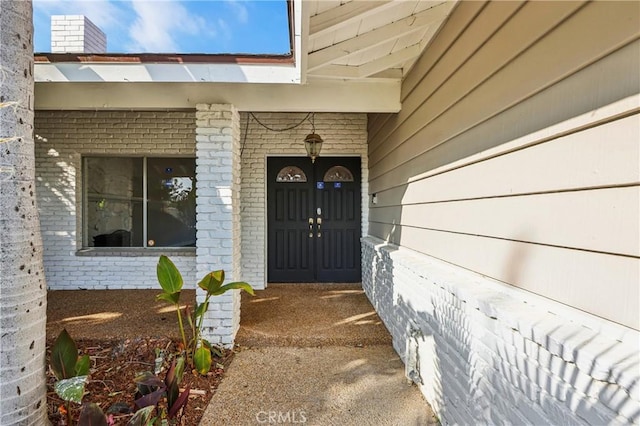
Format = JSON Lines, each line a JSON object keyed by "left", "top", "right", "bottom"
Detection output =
{"left": 267, "top": 157, "right": 361, "bottom": 282}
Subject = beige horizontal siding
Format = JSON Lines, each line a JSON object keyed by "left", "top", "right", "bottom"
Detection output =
{"left": 400, "top": 0, "right": 488, "bottom": 101}
{"left": 370, "top": 39, "right": 640, "bottom": 194}
{"left": 370, "top": 0, "right": 584, "bottom": 158}
{"left": 369, "top": 0, "right": 492, "bottom": 150}
{"left": 373, "top": 114, "right": 640, "bottom": 205}
{"left": 368, "top": 0, "right": 640, "bottom": 329}
{"left": 371, "top": 186, "right": 639, "bottom": 257}
{"left": 370, "top": 1, "right": 639, "bottom": 178}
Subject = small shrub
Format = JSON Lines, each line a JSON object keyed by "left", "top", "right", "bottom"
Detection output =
{"left": 156, "top": 255, "right": 254, "bottom": 374}
{"left": 130, "top": 357, "right": 190, "bottom": 425}
{"left": 50, "top": 329, "right": 108, "bottom": 425}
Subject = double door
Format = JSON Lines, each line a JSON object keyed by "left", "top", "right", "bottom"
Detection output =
{"left": 267, "top": 157, "right": 361, "bottom": 282}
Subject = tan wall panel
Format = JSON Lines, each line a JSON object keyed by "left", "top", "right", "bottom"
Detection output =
{"left": 370, "top": 0, "right": 499, "bottom": 153}
{"left": 367, "top": 113, "right": 393, "bottom": 144}
{"left": 367, "top": 1, "right": 640, "bottom": 328}
{"left": 369, "top": 41, "right": 640, "bottom": 194}
{"left": 370, "top": 186, "right": 640, "bottom": 257}
{"left": 368, "top": 222, "right": 640, "bottom": 329}
{"left": 372, "top": 1, "right": 581, "bottom": 157}
{"left": 372, "top": 114, "right": 640, "bottom": 207}
{"left": 400, "top": 0, "right": 488, "bottom": 100}
{"left": 370, "top": 1, "right": 640, "bottom": 178}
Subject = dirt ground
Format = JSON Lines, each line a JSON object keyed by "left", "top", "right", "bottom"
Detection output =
{"left": 47, "top": 289, "right": 218, "bottom": 425}
{"left": 45, "top": 336, "right": 230, "bottom": 425}
{"left": 46, "top": 289, "right": 196, "bottom": 340}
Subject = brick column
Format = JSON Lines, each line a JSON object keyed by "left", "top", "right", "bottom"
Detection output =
{"left": 195, "top": 104, "right": 241, "bottom": 346}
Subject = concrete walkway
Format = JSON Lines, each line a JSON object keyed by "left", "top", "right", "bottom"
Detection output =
{"left": 199, "top": 284, "right": 437, "bottom": 426}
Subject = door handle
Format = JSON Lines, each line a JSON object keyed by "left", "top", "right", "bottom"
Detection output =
{"left": 309, "top": 218, "right": 314, "bottom": 238}
{"left": 317, "top": 217, "right": 322, "bottom": 238}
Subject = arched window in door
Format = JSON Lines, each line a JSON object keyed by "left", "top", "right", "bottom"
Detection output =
{"left": 323, "top": 165, "right": 354, "bottom": 182}
{"left": 276, "top": 166, "right": 307, "bottom": 182}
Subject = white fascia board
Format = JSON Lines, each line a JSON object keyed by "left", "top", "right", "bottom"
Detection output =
{"left": 297, "top": 0, "right": 308, "bottom": 84}
{"left": 34, "top": 78, "right": 401, "bottom": 113}
{"left": 35, "top": 62, "right": 301, "bottom": 84}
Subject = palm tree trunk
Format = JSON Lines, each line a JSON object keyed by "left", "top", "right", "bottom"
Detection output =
{"left": 0, "top": 0, "right": 48, "bottom": 424}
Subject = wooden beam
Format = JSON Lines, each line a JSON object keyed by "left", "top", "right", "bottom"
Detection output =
{"left": 307, "top": 2, "right": 452, "bottom": 71}
{"left": 308, "top": 64, "right": 361, "bottom": 79}
{"left": 357, "top": 44, "right": 421, "bottom": 78}
{"left": 34, "top": 78, "right": 402, "bottom": 112}
{"left": 308, "top": 46, "right": 420, "bottom": 80}
{"left": 309, "top": 1, "right": 395, "bottom": 40}
{"left": 308, "top": 64, "right": 403, "bottom": 80}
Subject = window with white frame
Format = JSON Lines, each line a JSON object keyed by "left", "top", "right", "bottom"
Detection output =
{"left": 84, "top": 156, "right": 196, "bottom": 248}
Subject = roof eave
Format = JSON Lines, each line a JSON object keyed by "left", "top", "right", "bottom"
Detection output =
{"left": 34, "top": 0, "right": 303, "bottom": 85}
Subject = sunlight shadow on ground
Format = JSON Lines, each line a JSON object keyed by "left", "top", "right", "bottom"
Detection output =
{"left": 202, "top": 346, "right": 437, "bottom": 425}
{"left": 246, "top": 296, "right": 280, "bottom": 304}
{"left": 333, "top": 311, "right": 378, "bottom": 326}
{"left": 236, "top": 284, "right": 392, "bottom": 347}
{"left": 58, "top": 312, "right": 123, "bottom": 325}
{"left": 196, "top": 282, "right": 436, "bottom": 424}
{"left": 320, "top": 289, "right": 365, "bottom": 299}
{"left": 155, "top": 304, "right": 188, "bottom": 314}
{"left": 47, "top": 290, "right": 194, "bottom": 340}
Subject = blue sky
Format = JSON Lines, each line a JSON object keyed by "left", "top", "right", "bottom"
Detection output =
{"left": 34, "top": 0, "right": 291, "bottom": 54}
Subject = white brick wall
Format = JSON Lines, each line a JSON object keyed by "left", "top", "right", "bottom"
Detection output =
{"left": 50, "top": 15, "right": 106, "bottom": 53}
{"left": 362, "top": 236, "right": 640, "bottom": 425}
{"left": 239, "top": 112, "right": 368, "bottom": 289}
{"left": 34, "top": 110, "right": 368, "bottom": 344}
{"left": 34, "top": 111, "right": 197, "bottom": 290}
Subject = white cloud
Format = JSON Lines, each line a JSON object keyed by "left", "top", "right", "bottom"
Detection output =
{"left": 224, "top": 0, "right": 249, "bottom": 25}
{"left": 127, "top": 0, "right": 215, "bottom": 52}
{"left": 217, "top": 17, "right": 231, "bottom": 42}
{"left": 34, "top": 0, "right": 126, "bottom": 32}
{"left": 34, "top": 0, "right": 257, "bottom": 53}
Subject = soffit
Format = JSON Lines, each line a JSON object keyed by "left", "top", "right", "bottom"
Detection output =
{"left": 303, "top": 0, "right": 457, "bottom": 82}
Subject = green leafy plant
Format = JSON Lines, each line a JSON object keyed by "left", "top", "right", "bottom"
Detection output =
{"left": 50, "top": 329, "right": 108, "bottom": 425}
{"left": 130, "top": 357, "right": 190, "bottom": 425}
{"left": 156, "top": 255, "right": 254, "bottom": 374}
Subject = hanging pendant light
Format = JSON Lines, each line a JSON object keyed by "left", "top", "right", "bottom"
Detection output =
{"left": 304, "top": 113, "right": 323, "bottom": 163}
{"left": 304, "top": 133, "right": 323, "bottom": 163}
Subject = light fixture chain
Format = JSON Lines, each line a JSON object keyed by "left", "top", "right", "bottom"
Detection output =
{"left": 249, "top": 112, "right": 312, "bottom": 133}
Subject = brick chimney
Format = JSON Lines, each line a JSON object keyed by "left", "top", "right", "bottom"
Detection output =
{"left": 50, "top": 15, "right": 106, "bottom": 53}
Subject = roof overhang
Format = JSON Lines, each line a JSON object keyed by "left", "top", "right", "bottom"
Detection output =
{"left": 34, "top": 0, "right": 457, "bottom": 113}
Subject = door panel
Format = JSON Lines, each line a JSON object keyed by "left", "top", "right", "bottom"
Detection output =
{"left": 268, "top": 158, "right": 315, "bottom": 282}
{"left": 315, "top": 157, "right": 361, "bottom": 282}
{"left": 267, "top": 157, "right": 361, "bottom": 282}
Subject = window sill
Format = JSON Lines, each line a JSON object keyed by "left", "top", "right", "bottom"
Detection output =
{"left": 75, "top": 248, "right": 196, "bottom": 257}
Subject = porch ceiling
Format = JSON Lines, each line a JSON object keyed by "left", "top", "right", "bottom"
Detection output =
{"left": 304, "top": 0, "right": 456, "bottom": 83}
{"left": 33, "top": 0, "right": 458, "bottom": 113}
